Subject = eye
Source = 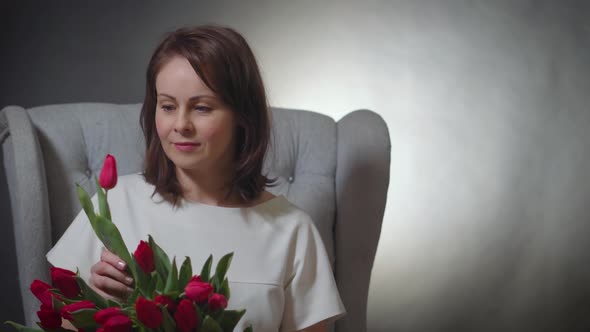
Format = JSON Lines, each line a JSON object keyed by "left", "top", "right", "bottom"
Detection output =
{"left": 161, "top": 104, "right": 175, "bottom": 112}
{"left": 195, "top": 105, "right": 211, "bottom": 113}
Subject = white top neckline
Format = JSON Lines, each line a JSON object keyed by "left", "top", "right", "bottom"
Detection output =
{"left": 177, "top": 194, "right": 286, "bottom": 212}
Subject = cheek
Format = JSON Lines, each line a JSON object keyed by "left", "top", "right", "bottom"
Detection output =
{"left": 197, "top": 115, "right": 236, "bottom": 143}
{"left": 155, "top": 114, "right": 168, "bottom": 139}
{"left": 200, "top": 124, "right": 235, "bottom": 144}
{"left": 200, "top": 127, "right": 219, "bottom": 140}
{"left": 198, "top": 119, "right": 226, "bottom": 140}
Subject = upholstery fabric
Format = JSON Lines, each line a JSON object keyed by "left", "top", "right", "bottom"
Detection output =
{"left": 0, "top": 103, "right": 390, "bottom": 332}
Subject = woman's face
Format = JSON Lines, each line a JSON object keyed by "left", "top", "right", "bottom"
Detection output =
{"left": 155, "top": 55, "right": 237, "bottom": 173}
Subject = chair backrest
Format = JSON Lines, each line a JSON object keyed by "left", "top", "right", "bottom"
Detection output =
{"left": 0, "top": 103, "right": 390, "bottom": 332}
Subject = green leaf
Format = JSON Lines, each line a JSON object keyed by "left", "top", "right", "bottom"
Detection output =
{"left": 155, "top": 272, "right": 165, "bottom": 291}
{"left": 61, "top": 298, "right": 79, "bottom": 305}
{"left": 69, "top": 308, "right": 99, "bottom": 328}
{"left": 95, "top": 177, "right": 111, "bottom": 221}
{"left": 200, "top": 255, "right": 213, "bottom": 282}
{"left": 51, "top": 293, "right": 65, "bottom": 311}
{"left": 214, "top": 253, "right": 234, "bottom": 288}
{"left": 93, "top": 215, "right": 132, "bottom": 262}
{"left": 210, "top": 275, "right": 219, "bottom": 292}
{"left": 194, "top": 303, "right": 204, "bottom": 330}
{"left": 178, "top": 256, "right": 192, "bottom": 291}
{"left": 161, "top": 306, "right": 176, "bottom": 332}
{"left": 50, "top": 289, "right": 77, "bottom": 305}
{"left": 33, "top": 322, "right": 72, "bottom": 332}
{"left": 149, "top": 235, "right": 171, "bottom": 281}
{"left": 4, "top": 321, "right": 44, "bottom": 332}
{"left": 125, "top": 287, "right": 140, "bottom": 307}
{"left": 107, "top": 298, "right": 122, "bottom": 307}
{"left": 79, "top": 181, "right": 133, "bottom": 282}
{"left": 75, "top": 275, "right": 108, "bottom": 308}
{"left": 146, "top": 271, "right": 159, "bottom": 297}
{"left": 218, "top": 278, "right": 230, "bottom": 300}
{"left": 201, "top": 315, "right": 223, "bottom": 332}
{"left": 130, "top": 258, "right": 150, "bottom": 297}
{"left": 219, "top": 310, "right": 246, "bottom": 332}
{"left": 76, "top": 183, "right": 96, "bottom": 225}
{"left": 164, "top": 258, "right": 178, "bottom": 295}
{"left": 243, "top": 325, "right": 253, "bottom": 332}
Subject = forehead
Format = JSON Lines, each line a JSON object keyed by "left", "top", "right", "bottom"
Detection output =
{"left": 155, "top": 56, "right": 214, "bottom": 97}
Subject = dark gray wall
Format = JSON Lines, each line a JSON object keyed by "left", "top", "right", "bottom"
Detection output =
{"left": 2, "top": 1, "right": 590, "bottom": 331}
{"left": 2, "top": 1, "right": 190, "bottom": 107}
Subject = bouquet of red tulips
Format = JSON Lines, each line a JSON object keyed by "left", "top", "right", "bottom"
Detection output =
{"left": 5, "top": 154, "right": 252, "bottom": 332}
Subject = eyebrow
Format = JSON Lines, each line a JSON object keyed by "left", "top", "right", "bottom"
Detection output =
{"left": 157, "top": 93, "right": 216, "bottom": 101}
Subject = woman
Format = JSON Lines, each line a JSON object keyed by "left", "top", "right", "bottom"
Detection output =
{"left": 47, "top": 25, "right": 345, "bottom": 332}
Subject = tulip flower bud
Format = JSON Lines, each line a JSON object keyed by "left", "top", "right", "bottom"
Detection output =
{"left": 133, "top": 240, "right": 155, "bottom": 274}
{"left": 136, "top": 297, "right": 163, "bottom": 328}
{"left": 50, "top": 267, "right": 80, "bottom": 298}
{"left": 99, "top": 154, "right": 118, "bottom": 190}
{"left": 208, "top": 293, "right": 228, "bottom": 311}
{"left": 174, "top": 299, "right": 198, "bottom": 332}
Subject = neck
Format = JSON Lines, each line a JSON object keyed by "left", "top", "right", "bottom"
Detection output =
{"left": 175, "top": 165, "right": 242, "bottom": 207}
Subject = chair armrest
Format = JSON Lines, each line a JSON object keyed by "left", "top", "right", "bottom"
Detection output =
{"left": 1, "top": 106, "right": 52, "bottom": 326}
{"left": 335, "top": 110, "right": 391, "bottom": 332}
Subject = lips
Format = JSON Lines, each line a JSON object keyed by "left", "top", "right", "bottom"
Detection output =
{"left": 175, "top": 142, "right": 199, "bottom": 146}
{"left": 173, "top": 142, "right": 200, "bottom": 152}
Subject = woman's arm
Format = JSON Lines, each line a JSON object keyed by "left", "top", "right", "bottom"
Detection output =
{"left": 295, "top": 320, "right": 327, "bottom": 332}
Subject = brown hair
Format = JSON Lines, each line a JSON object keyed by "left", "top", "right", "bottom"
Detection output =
{"left": 140, "top": 25, "right": 275, "bottom": 206}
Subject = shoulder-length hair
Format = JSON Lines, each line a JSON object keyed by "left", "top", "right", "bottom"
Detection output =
{"left": 140, "top": 25, "right": 275, "bottom": 206}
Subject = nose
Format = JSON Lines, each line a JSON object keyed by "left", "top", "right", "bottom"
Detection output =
{"left": 173, "top": 110, "right": 194, "bottom": 134}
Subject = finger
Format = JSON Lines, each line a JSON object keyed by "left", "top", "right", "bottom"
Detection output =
{"left": 89, "top": 282, "right": 124, "bottom": 303}
{"left": 101, "top": 247, "right": 128, "bottom": 272}
{"left": 91, "top": 274, "right": 134, "bottom": 301}
{"left": 95, "top": 283, "right": 126, "bottom": 303}
{"left": 95, "top": 261, "right": 134, "bottom": 287}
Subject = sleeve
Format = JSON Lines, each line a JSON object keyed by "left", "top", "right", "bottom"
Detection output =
{"left": 280, "top": 217, "right": 347, "bottom": 332}
{"left": 46, "top": 194, "right": 104, "bottom": 284}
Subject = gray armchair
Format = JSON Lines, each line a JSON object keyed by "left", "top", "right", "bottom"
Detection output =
{"left": 0, "top": 103, "right": 390, "bottom": 332}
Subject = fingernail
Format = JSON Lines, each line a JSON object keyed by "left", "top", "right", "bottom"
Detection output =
{"left": 117, "top": 261, "right": 126, "bottom": 269}
{"left": 127, "top": 287, "right": 134, "bottom": 294}
{"left": 126, "top": 277, "right": 134, "bottom": 285}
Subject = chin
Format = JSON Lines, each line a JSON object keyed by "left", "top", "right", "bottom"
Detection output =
{"left": 171, "top": 160, "right": 203, "bottom": 171}
{"left": 164, "top": 153, "right": 202, "bottom": 170}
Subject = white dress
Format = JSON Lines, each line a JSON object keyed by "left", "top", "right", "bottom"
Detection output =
{"left": 46, "top": 174, "right": 346, "bottom": 332}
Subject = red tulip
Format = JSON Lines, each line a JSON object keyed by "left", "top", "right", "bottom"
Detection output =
{"left": 103, "top": 315, "right": 132, "bottom": 332}
{"left": 174, "top": 299, "right": 198, "bottom": 332}
{"left": 37, "top": 304, "right": 61, "bottom": 329}
{"left": 94, "top": 307, "right": 126, "bottom": 325}
{"left": 50, "top": 267, "right": 80, "bottom": 298}
{"left": 30, "top": 280, "right": 54, "bottom": 307}
{"left": 208, "top": 293, "right": 228, "bottom": 312}
{"left": 184, "top": 279, "right": 213, "bottom": 303}
{"left": 136, "top": 297, "right": 163, "bottom": 328}
{"left": 133, "top": 240, "right": 155, "bottom": 274}
{"left": 155, "top": 295, "right": 177, "bottom": 313}
{"left": 60, "top": 300, "right": 96, "bottom": 320}
{"left": 99, "top": 154, "right": 118, "bottom": 190}
{"left": 189, "top": 275, "right": 203, "bottom": 283}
